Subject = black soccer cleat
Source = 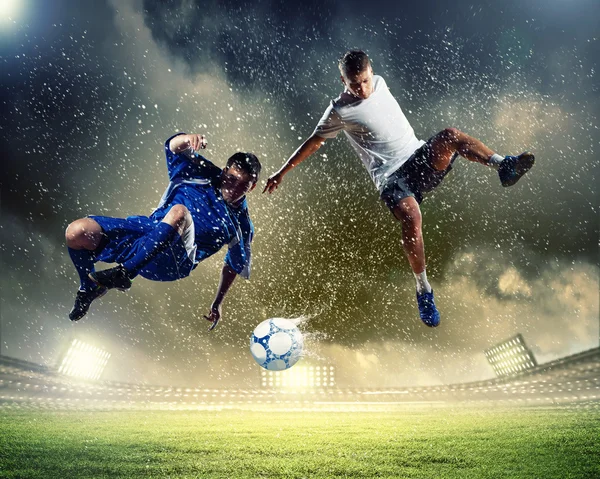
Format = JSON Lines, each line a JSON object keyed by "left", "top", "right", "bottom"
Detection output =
{"left": 69, "top": 285, "right": 108, "bottom": 321}
{"left": 498, "top": 152, "right": 535, "bottom": 187}
{"left": 89, "top": 264, "right": 132, "bottom": 291}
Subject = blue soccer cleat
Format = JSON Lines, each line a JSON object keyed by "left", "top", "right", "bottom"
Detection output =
{"left": 498, "top": 152, "right": 535, "bottom": 187}
{"left": 416, "top": 290, "right": 440, "bottom": 327}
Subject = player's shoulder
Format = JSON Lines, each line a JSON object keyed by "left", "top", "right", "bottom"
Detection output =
{"left": 332, "top": 91, "right": 357, "bottom": 109}
{"left": 373, "top": 74, "right": 387, "bottom": 89}
{"left": 234, "top": 199, "right": 254, "bottom": 230}
{"left": 195, "top": 155, "right": 221, "bottom": 172}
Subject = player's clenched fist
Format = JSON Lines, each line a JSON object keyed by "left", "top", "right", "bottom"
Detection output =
{"left": 185, "top": 134, "right": 207, "bottom": 152}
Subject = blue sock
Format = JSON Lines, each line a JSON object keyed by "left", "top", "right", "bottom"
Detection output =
{"left": 68, "top": 247, "right": 98, "bottom": 291}
{"left": 123, "top": 222, "right": 179, "bottom": 278}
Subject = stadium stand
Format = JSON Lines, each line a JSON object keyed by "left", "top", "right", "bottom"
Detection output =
{"left": 1, "top": 348, "right": 598, "bottom": 411}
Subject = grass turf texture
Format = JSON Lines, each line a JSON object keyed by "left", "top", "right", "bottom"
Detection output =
{"left": 1, "top": 407, "right": 599, "bottom": 478}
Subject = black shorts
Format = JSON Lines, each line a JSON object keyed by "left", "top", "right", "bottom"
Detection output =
{"left": 380, "top": 139, "right": 458, "bottom": 207}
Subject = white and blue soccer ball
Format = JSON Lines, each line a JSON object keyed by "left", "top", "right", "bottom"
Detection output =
{"left": 250, "top": 318, "right": 303, "bottom": 371}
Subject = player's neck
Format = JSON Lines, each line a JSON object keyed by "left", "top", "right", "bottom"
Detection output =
{"left": 225, "top": 196, "right": 245, "bottom": 209}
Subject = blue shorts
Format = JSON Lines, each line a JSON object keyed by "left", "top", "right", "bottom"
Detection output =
{"left": 89, "top": 215, "right": 196, "bottom": 282}
{"left": 380, "top": 139, "right": 458, "bottom": 206}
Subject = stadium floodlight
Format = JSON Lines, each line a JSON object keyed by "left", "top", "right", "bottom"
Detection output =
{"left": 58, "top": 339, "right": 110, "bottom": 381}
{"left": 484, "top": 334, "right": 537, "bottom": 378}
{"left": 261, "top": 365, "right": 335, "bottom": 390}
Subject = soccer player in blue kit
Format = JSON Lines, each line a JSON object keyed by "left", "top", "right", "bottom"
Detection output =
{"left": 65, "top": 133, "right": 261, "bottom": 331}
{"left": 264, "top": 50, "right": 534, "bottom": 327}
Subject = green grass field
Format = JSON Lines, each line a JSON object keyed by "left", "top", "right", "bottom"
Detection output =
{"left": 1, "top": 406, "right": 599, "bottom": 478}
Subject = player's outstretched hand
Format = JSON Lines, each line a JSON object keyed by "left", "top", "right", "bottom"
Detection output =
{"left": 263, "top": 172, "right": 284, "bottom": 194}
{"left": 203, "top": 304, "right": 221, "bottom": 331}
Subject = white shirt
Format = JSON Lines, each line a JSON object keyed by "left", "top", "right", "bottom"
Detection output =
{"left": 313, "top": 75, "right": 425, "bottom": 191}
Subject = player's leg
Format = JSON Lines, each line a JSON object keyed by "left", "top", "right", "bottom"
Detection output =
{"left": 391, "top": 197, "right": 426, "bottom": 276}
{"left": 135, "top": 219, "right": 197, "bottom": 283}
{"left": 427, "top": 127, "right": 534, "bottom": 186}
{"left": 90, "top": 204, "right": 192, "bottom": 289}
{"left": 65, "top": 217, "right": 108, "bottom": 321}
{"left": 390, "top": 197, "right": 440, "bottom": 327}
{"left": 65, "top": 217, "right": 105, "bottom": 290}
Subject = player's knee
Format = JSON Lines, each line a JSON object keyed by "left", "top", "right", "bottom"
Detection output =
{"left": 167, "top": 204, "right": 191, "bottom": 228}
{"left": 65, "top": 219, "right": 85, "bottom": 246}
{"left": 393, "top": 200, "right": 421, "bottom": 227}
{"left": 66, "top": 218, "right": 101, "bottom": 249}
{"left": 442, "top": 127, "right": 461, "bottom": 141}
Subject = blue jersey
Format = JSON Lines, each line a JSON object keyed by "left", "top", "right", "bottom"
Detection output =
{"left": 93, "top": 134, "right": 254, "bottom": 281}
{"left": 150, "top": 133, "right": 254, "bottom": 278}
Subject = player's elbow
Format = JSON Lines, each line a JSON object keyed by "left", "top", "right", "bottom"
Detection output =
{"left": 169, "top": 134, "right": 188, "bottom": 154}
{"left": 168, "top": 139, "right": 180, "bottom": 154}
{"left": 309, "top": 135, "right": 325, "bottom": 152}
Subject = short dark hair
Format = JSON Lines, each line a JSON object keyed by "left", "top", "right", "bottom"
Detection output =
{"left": 226, "top": 152, "right": 262, "bottom": 182}
{"left": 338, "top": 50, "right": 371, "bottom": 77}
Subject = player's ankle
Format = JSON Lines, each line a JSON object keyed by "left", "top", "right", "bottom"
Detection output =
{"left": 488, "top": 153, "right": 504, "bottom": 170}
{"left": 123, "top": 266, "right": 137, "bottom": 280}
{"left": 414, "top": 270, "right": 432, "bottom": 294}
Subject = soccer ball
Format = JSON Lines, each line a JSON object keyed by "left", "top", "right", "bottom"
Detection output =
{"left": 250, "top": 318, "right": 303, "bottom": 371}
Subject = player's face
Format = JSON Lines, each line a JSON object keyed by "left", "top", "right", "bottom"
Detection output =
{"left": 220, "top": 166, "right": 257, "bottom": 205}
{"left": 341, "top": 65, "right": 374, "bottom": 100}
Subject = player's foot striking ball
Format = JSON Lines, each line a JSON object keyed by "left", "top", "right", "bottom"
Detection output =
{"left": 65, "top": 132, "right": 261, "bottom": 330}
{"left": 264, "top": 50, "right": 535, "bottom": 327}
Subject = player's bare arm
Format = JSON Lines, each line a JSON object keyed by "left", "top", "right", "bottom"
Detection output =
{"left": 204, "top": 263, "right": 238, "bottom": 331}
{"left": 263, "top": 134, "right": 326, "bottom": 194}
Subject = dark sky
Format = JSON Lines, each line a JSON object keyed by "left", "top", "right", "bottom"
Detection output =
{"left": 1, "top": 0, "right": 598, "bottom": 387}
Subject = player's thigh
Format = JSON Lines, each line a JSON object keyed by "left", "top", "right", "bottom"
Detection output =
{"left": 139, "top": 231, "right": 196, "bottom": 282}
{"left": 427, "top": 128, "right": 462, "bottom": 171}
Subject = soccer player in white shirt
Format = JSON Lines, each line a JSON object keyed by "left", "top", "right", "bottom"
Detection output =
{"left": 264, "top": 50, "right": 534, "bottom": 327}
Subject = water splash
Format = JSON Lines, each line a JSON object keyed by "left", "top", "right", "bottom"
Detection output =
{"left": 267, "top": 312, "right": 331, "bottom": 362}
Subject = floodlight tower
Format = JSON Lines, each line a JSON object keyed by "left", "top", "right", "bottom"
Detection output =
{"left": 260, "top": 365, "right": 336, "bottom": 390}
{"left": 484, "top": 334, "right": 537, "bottom": 378}
{"left": 58, "top": 339, "right": 110, "bottom": 381}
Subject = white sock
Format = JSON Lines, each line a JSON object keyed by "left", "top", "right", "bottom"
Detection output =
{"left": 414, "top": 270, "right": 432, "bottom": 294}
{"left": 488, "top": 153, "right": 504, "bottom": 170}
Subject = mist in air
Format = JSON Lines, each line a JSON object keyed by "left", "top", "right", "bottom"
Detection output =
{"left": 1, "top": 0, "right": 597, "bottom": 387}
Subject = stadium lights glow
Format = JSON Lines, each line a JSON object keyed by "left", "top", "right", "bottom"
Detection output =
{"left": 0, "top": 0, "right": 23, "bottom": 26}
{"left": 58, "top": 339, "right": 110, "bottom": 381}
{"left": 484, "top": 334, "right": 537, "bottom": 378}
{"left": 261, "top": 365, "right": 335, "bottom": 389}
